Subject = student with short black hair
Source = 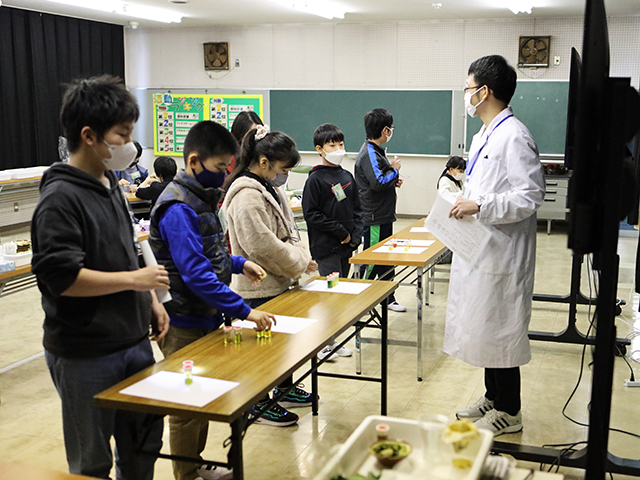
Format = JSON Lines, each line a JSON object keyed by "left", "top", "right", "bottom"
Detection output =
{"left": 354, "top": 108, "right": 406, "bottom": 312}
{"left": 115, "top": 140, "right": 148, "bottom": 185}
{"left": 150, "top": 120, "right": 273, "bottom": 480}
{"left": 133, "top": 156, "right": 177, "bottom": 208}
{"left": 223, "top": 125, "right": 317, "bottom": 426}
{"left": 437, "top": 155, "right": 466, "bottom": 198}
{"left": 304, "top": 123, "right": 363, "bottom": 360}
{"left": 446, "top": 55, "right": 545, "bottom": 435}
{"left": 31, "top": 75, "right": 169, "bottom": 480}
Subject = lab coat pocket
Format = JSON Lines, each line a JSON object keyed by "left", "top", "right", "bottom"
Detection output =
{"left": 475, "top": 224, "right": 515, "bottom": 276}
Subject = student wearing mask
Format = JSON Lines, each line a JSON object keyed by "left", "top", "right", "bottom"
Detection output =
{"left": 445, "top": 55, "right": 545, "bottom": 435}
{"left": 223, "top": 125, "right": 317, "bottom": 427}
{"left": 437, "top": 156, "right": 466, "bottom": 199}
{"left": 115, "top": 141, "right": 148, "bottom": 186}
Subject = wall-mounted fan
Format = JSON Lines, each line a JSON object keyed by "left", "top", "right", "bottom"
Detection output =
{"left": 518, "top": 36, "right": 550, "bottom": 68}
{"left": 204, "top": 42, "right": 230, "bottom": 71}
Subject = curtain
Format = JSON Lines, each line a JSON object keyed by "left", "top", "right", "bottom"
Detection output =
{"left": 0, "top": 7, "right": 124, "bottom": 169}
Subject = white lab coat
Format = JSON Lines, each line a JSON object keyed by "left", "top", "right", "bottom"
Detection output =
{"left": 443, "top": 107, "right": 545, "bottom": 368}
{"left": 438, "top": 175, "right": 464, "bottom": 199}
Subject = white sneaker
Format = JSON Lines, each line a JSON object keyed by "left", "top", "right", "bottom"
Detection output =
{"left": 317, "top": 341, "right": 351, "bottom": 360}
{"left": 456, "top": 396, "right": 494, "bottom": 421}
{"left": 388, "top": 301, "right": 407, "bottom": 312}
{"left": 197, "top": 464, "right": 233, "bottom": 480}
{"left": 475, "top": 409, "right": 523, "bottom": 436}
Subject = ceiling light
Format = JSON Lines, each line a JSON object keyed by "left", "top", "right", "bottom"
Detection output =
{"left": 508, "top": 0, "right": 533, "bottom": 14}
{"left": 270, "top": 0, "right": 347, "bottom": 20}
{"left": 43, "top": 0, "right": 183, "bottom": 23}
{"left": 432, "top": 3, "right": 442, "bottom": 8}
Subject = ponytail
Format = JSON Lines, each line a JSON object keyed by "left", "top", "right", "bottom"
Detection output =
{"left": 225, "top": 128, "right": 301, "bottom": 188}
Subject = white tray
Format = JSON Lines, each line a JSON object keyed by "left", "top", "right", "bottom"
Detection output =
{"left": 4, "top": 252, "right": 32, "bottom": 267}
{"left": 313, "top": 415, "right": 493, "bottom": 480}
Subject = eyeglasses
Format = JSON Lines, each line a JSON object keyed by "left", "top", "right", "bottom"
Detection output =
{"left": 463, "top": 85, "right": 484, "bottom": 92}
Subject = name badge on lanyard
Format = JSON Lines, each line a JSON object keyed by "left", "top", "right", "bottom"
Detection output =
{"left": 465, "top": 114, "right": 513, "bottom": 184}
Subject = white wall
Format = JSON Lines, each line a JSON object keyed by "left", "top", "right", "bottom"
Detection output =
{"left": 124, "top": 16, "right": 640, "bottom": 216}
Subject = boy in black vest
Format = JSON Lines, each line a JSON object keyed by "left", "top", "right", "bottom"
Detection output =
{"left": 150, "top": 121, "right": 274, "bottom": 480}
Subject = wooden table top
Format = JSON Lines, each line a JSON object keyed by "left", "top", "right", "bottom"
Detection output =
{"left": 124, "top": 191, "right": 150, "bottom": 204}
{"left": 0, "top": 176, "right": 42, "bottom": 185}
{"left": 0, "top": 462, "right": 101, "bottom": 479}
{"left": 95, "top": 278, "right": 398, "bottom": 423}
{"left": 350, "top": 218, "right": 448, "bottom": 267}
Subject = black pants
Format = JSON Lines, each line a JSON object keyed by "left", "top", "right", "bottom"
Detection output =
{"left": 361, "top": 223, "right": 397, "bottom": 303}
{"left": 485, "top": 367, "right": 521, "bottom": 416}
{"left": 318, "top": 253, "right": 351, "bottom": 278}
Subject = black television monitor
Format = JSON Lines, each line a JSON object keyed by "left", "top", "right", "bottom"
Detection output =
{"left": 567, "top": 0, "right": 610, "bottom": 254}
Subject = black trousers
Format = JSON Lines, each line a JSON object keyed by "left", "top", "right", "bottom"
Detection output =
{"left": 318, "top": 253, "right": 351, "bottom": 278}
{"left": 361, "top": 223, "right": 397, "bottom": 302}
{"left": 485, "top": 367, "right": 521, "bottom": 416}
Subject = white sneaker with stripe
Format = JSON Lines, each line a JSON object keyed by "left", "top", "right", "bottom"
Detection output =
{"left": 475, "top": 409, "right": 523, "bottom": 435}
{"left": 456, "top": 396, "right": 494, "bottom": 421}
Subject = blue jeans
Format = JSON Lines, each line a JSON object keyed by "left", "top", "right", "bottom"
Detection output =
{"left": 46, "top": 340, "right": 163, "bottom": 480}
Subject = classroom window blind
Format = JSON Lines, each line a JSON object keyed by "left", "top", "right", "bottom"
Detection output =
{"left": 0, "top": 7, "right": 125, "bottom": 170}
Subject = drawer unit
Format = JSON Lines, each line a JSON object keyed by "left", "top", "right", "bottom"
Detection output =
{"left": 539, "top": 174, "right": 570, "bottom": 233}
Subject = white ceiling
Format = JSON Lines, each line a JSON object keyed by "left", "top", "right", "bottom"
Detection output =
{"left": 2, "top": 0, "right": 639, "bottom": 29}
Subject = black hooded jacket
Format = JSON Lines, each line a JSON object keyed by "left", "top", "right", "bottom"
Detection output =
{"left": 31, "top": 163, "right": 152, "bottom": 359}
{"left": 302, "top": 164, "right": 363, "bottom": 261}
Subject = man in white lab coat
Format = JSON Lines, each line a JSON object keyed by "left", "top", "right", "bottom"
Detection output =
{"left": 444, "top": 55, "right": 545, "bottom": 435}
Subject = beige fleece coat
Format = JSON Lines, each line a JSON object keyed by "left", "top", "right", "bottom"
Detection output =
{"left": 222, "top": 175, "right": 311, "bottom": 299}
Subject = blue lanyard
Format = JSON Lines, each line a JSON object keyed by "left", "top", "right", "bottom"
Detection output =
{"left": 466, "top": 114, "right": 513, "bottom": 180}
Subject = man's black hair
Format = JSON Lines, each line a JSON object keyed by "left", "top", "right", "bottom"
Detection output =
{"left": 183, "top": 121, "right": 239, "bottom": 161}
{"left": 364, "top": 108, "right": 393, "bottom": 140}
{"left": 468, "top": 55, "right": 517, "bottom": 104}
{"left": 313, "top": 123, "right": 345, "bottom": 148}
{"left": 153, "top": 156, "right": 177, "bottom": 181}
{"left": 60, "top": 75, "right": 140, "bottom": 153}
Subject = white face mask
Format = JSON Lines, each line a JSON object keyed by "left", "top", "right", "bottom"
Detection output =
{"left": 464, "top": 87, "right": 484, "bottom": 117}
{"left": 385, "top": 127, "right": 394, "bottom": 142}
{"left": 323, "top": 149, "right": 346, "bottom": 166}
{"left": 453, "top": 171, "right": 465, "bottom": 181}
{"left": 99, "top": 141, "right": 138, "bottom": 171}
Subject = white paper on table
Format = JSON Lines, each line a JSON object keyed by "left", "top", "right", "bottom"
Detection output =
{"left": 300, "top": 279, "right": 372, "bottom": 295}
{"left": 372, "top": 246, "right": 428, "bottom": 255}
{"left": 424, "top": 193, "right": 492, "bottom": 266}
{"left": 410, "top": 227, "right": 430, "bottom": 233}
{"left": 234, "top": 315, "right": 318, "bottom": 334}
{"left": 119, "top": 371, "right": 238, "bottom": 408}
{"left": 382, "top": 239, "right": 435, "bottom": 247}
{"left": 139, "top": 240, "right": 172, "bottom": 304}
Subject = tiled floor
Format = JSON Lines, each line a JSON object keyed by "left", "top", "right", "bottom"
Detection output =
{"left": 1, "top": 219, "right": 639, "bottom": 480}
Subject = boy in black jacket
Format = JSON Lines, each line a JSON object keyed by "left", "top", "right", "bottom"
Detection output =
{"left": 303, "top": 124, "right": 363, "bottom": 359}
{"left": 31, "top": 75, "right": 169, "bottom": 480}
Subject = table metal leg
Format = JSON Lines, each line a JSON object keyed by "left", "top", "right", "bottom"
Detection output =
{"left": 230, "top": 418, "right": 244, "bottom": 480}
{"left": 416, "top": 267, "right": 424, "bottom": 381}
{"left": 424, "top": 267, "right": 430, "bottom": 306}
{"left": 353, "top": 264, "right": 362, "bottom": 375}
{"left": 381, "top": 297, "right": 388, "bottom": 416}
{"left": 311, "top": 356, "right": 319, "bottom": 416}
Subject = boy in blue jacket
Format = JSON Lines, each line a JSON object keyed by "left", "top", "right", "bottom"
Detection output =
{"left": 303, "top": 123, "right": 363, "bottom": 359}
{"left": 150, "top": 121, "right": 274, "bottom": 480}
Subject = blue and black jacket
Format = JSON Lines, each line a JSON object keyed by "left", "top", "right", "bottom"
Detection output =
{"left": 354, "top": 141, "right": 399, "bottom": 226}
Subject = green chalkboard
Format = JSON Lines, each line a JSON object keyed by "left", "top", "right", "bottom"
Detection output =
{"left": 466, "top": 81, "right": 569, "bottom": 156}
{"left": 270, "top": 90, "right": 452, "bottom": 155}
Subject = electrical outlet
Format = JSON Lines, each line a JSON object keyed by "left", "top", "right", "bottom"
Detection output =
{"left": 13, "top": 202, "right": 19, "bottom": 212}
{"left": 625, "top": 379, "right": 640, "bottom": 387}
{"left": 235, "top": 59, "right": 240, "bottom": 68}
{"left": 554, "top": 55, "right": 561, "bottom": 66}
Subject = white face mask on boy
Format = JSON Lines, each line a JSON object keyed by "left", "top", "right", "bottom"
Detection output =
{"left": 324, "top": 149, "right": 346, "bottom": 166}
{"left": 99, "top": 141, "right": 138, "bottom": 171}
{"left": 464, "top": 87, "right": 485, "bottom": 118}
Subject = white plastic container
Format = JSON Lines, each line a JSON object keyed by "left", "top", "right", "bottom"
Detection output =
{"left": 4, "top": 252, "right": 32, "bottom": 267}
{"left": 313, "top": 415, "right": 493, "bottom": 480}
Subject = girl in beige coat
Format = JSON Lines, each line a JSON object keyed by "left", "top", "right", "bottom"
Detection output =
{"left": 222, "top": 126, "right": 317, "bottom": 427}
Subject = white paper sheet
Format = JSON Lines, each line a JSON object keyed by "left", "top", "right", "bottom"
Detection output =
{"left": 139, "top": 240, "right": 172, "bottom": 304}
{"left": 300, "top": 279, "right": 372, "bottom": 295}
{"left": 119, "top": 371, "right": 239, "bottom": 408}
{"left": 410, "top": 227, "right": 430, "bottom": 233}
{"left": 425, "top": 194, "right": 492, "bottom": 266}
{"left": 383, "top": 239, "right": 435, "bottom": 247}
{"left": 372, "top": 246, "right": 428, "bottom": 255}
{"left": 234, "top": 315, "right": 318, "bottom": 334}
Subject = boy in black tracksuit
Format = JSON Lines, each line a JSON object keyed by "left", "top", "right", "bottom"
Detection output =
{"left": 354, "top": 108, "right": 405, "bottom": 311}
{"left": 303, "top": 124, "right": 363, "bottom": 278}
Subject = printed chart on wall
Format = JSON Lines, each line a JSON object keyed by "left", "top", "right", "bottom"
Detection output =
{"left": 153, "top": 93, "right": 263, "bottom": 156}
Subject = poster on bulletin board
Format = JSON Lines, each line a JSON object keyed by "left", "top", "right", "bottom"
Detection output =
{"left": 153, "top": 93, "right": 263, "bottom": 156}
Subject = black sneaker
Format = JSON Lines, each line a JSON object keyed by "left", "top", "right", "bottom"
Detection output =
{"left": 274, "top": 384, "right": 313, "bottom": 408}
{"left": 250, "top": 402, "right": 299, "bottom": 427}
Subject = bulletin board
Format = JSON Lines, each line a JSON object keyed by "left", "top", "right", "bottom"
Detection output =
{"left": 152, "top": 93, "right": 263, "bottom": 156}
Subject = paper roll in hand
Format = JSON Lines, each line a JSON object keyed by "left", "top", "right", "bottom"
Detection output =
{"left": 139, "top": 240, "right": 172, "bottom": 304}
